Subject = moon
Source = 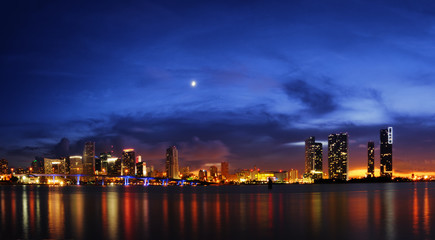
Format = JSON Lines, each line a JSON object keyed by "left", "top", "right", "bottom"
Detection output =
{"left": 191, "top": 80, "right": 197, "bottom": 87}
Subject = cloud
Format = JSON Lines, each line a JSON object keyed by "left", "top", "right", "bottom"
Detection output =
{"left": 283, "top": 79, "right": 337, "bottom": 115}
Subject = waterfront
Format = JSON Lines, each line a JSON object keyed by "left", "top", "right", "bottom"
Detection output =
{"left": 1, "top": 183, "right": 435, "bottom": 239}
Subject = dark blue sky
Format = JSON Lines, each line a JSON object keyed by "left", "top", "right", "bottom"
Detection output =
{"left": 2, "top": 0, "right": 435, "bottom": 176}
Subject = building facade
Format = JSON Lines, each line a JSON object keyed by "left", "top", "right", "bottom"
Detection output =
{"left": 328, "top": 133, "right": 349, "bottom": 181}
{"left": 121, "top": 149, "right": 135, "bottom": 176}
{"left": 367, "top": 141, "right": 375, "bottom": 177}
{"left": 83, "top": 142, "right": 95, "bottom": 175}
{"left": 209, "top": 166, "right": 218, "bottom": 178}
{"left": 0, "top": 159, "right": 8, "bottom": 174}
{"left": 198, "top": 169, "right": 207, "bottom": 181}
{"left": 166, "top": 146, "right": 180, "bottom": 179}
{"left": 380, "top": 127, "right": 393, "bottom": 178}
{"left": 69, "top": 156, "right": 83, "bottom": 174}
{"left": 305, "top": 136, "right": 323, "bottom": 180}
{"left": 221, "top": 161, "right": 229, "bottom": 179}
{"left": 44, "top": 158, "right": 66, "bottom": 174}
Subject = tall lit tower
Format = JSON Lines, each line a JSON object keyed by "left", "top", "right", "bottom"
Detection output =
{"left": 367, "top": 141, "right": 375, "bottom": 177}
{"left": 221, "top": 162, "right": 229, "bottom": 178}
{"left": 122, "top": 149, "right": 135, "bottom": 176}
{"left": 83, "top": 142, "right": 95, "bottom": 175}
{"left": 328, "top": 133, "right": 348, "bottom": 181}
{"left": 166, "top": 146, "right": 180, "bottom": 179}
{"left": 380, "top": 127, "right": 393, "bottom": 178}
{"left": 304, "top": 136, "right": 323, "bottom": 179}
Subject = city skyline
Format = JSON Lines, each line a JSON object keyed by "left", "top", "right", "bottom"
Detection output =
{"left": 2, "top": 1, "right": 435, "bottom": 177}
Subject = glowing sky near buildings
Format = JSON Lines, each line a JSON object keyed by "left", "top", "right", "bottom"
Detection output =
{"left": 2, "top": 1, "right": 435, "bottom": 176}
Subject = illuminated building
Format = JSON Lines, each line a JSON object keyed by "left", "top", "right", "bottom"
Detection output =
{"left": 69, "top": 156, "right": 83, "bottom": 174}
{"left": 199, "top": 169, "right": 207, "bottom": 181}
{"left": 0, "top": 159, "right": 8, "bottom": 174}
{"left": 256, "top": 171, "right": 275, "bottom": 181}
{"left": 166, "top": 146, "right": 180, "bottom": 179}
{"left": 380, "top": 127, "right": 393, "bottom": 178}
{"left": 136, "top": 162, "right": 147, "bottom": 177}
{"left": 146, "top": 165, "right": 154, "bottom": 177}
{"left": 43, "top": 158, "right": 66, "bottom": 174}
{"left": 367, "top": 141, "right": 375, "bottom": 177}
{"left": 289, "top": 169, "right": 299, "bottom": 183}
{"left": 31, "top": 157, "right": 44, "bottom": 174}
{"left": 97, "top": 152, "right": 111, "bottom": 175}
{"left": 221, "top": 162, "right": 229, "bottom": 178}
{"left": 304, "top": 136, "right": 323, "bottom": 180}
{"left": 83, "top": 142, "right": 95, "bottom": 175}
{"left": 328, "top": 133, "right": 348, "bottom": 181}
{"left": 180, "top": 166, "right": 191, "bottom": 178}
{"left": 273, "top": 171, "right": 288, "bottom": 182}
{"left": 107, "top": 157, "right": 120, "bottom": 176}
{"left": 209, "top": 166, "right": 218, "bottom": 178}
{"left": 122, "top": 149, "right": 135, "bottom": 176}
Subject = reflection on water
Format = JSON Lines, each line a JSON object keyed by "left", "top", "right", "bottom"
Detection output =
{"left": 0, "top": 183, "right": 435, "bottom": 239}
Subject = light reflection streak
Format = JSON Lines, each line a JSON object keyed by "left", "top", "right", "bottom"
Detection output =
{"left": 424, "top": 186, "right": 429, "bottom": 237}
{"left": 191, "top": 193, "right": 198, "bottom": 234}
{"left": 0, "top": 190, "right": 5, "bottom": 229}
{"left": 48, "top": 187, "right": 65, "bottom": 239}
{"left": 123, "top": 191, "right": 133, "bottom": 240}
{"left": 22, "top": 188, "right": 29, "bottom": 239}
{"left": 311, "top": 192, "right": 321, "bottom": 233}
{"left": 29, "top": 188, "right": 35, "bottom": 236}
{"left": 384, "top": 184, "right": 395, "bottom": 240}
{"left": 412, "top": 186, "right": 418, "bottom": 234}
{"left": 215, "top": 194, "right": 221, "bottom": 237}
{"left": 179, "top": 193, "right": 184, "bottom": 236}
{"left": 107, "top": 190, "right": 119, "bottom": 240}
{"left": 101, "top": 190, "right": 107, "bottom": 239}
{"left": 162, "top": 193, "right": 168, "bottom": 238}
{"left": 142, "top": 192, "right": 149, "bottom": 238}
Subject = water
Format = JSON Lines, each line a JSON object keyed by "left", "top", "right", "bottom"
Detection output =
{"left": 0, "top": 183, "right": 434, "bottom": 239}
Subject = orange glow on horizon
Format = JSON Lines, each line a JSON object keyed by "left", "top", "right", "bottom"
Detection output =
{"left": 348, "top": 168, "right": 435, "bottom": 179}
{"left": 123, "top": 148, "right": 134, "bottom": 152}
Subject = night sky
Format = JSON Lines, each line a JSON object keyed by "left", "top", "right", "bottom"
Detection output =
{"left": 2, "top": 0, "right": 435, "bottom": 177}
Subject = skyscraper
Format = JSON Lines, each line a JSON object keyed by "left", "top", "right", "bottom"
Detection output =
{"left": 122, "top": 149, "right": 135, "bottom": 176}
{"left": 221, "top": 162, "right": 229, "bottom": 178}
{"left": 69, "top": 156, "right": 83, "bottom": 174}
{"left": 367, "top": 141, "right": 375, "bottom": 177}
{"left": 0, "top": 159, "right": 8, "bottom": 174}
{"left": 328, "top": 133, "right": 348, "bottom": 181}
{"left": 199, "top": 169, "right": 207, "bottom": 181}
{"left": 304, "top": 136, "right": 323, "bottom": 180}
{"left": 380, "top": 127, "right": 393, "bottom": 178}
{"left": 210, "top": 166, "right": 218, "bottom": 178}
{"left": 83, "top": 142, "right": 95, "bottom": 175}
{"left": 166, "top": 146, "right": 180, "bottom": 179}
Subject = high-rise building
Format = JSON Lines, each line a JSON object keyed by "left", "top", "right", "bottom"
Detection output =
{"left": 221, "top": 162, "right": 229, "bottom": 178}
{"left": 107, "top": 157, "right": 121, "bottom": 176}
{"left": 199, "top": 169, "right": 207, "bottom": 181}
{"left": 210, "top": 166, "right": 218, "bottom": 178}
{"left": 0, "top": 159, "right": 8, "bottom": 174}
{"left": 328, "top": 133, "right": 349, "bottom": 181}
{"left": 380, "top": 127, "right": 393, "bottom": 178}
{"left": 304, "top": 136, "right": 323, "bottom": 180}
{"left": 166, "top": 146, "right": 180, "bottom": 179}
{"left": 121, "top": 149, "right": 135, "bottom": 176}
{"left": 31, "top": 157, "right": 44, "bottom": 174}
{"left": 83, "top": 142, "right": 95, "bottom": 175}
{"left": 136, "top": 162, "right": 147, "bottom": 177}
{"left": 44, "top": 158, "right": 66, "bottom": 174}
{"left": 97, "top": 152, "right": 112, "bottom": 175}
{"left": 69, "top": 156, "right": 83, "bottom": 174}
{"left": 367, "top": 141, "right": 375, "bottom": 177}
{"left": 289, "top": 169, "right": 299, "bottom": 183}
